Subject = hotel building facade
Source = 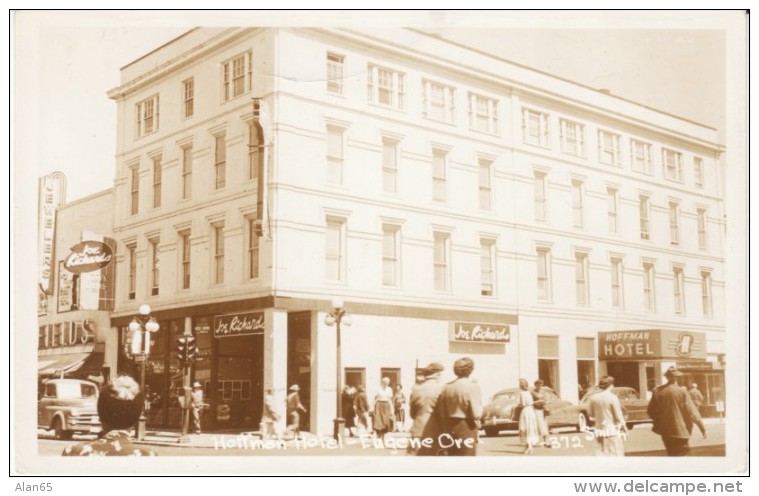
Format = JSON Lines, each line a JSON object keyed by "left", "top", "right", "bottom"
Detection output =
{"left": 104, "top": 27, "right": 726, "bottom": 434}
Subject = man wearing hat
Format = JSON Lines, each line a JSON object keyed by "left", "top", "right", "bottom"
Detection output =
{"left": 408, "top": 362, "right": 445, "bottom": 455}
{"left": 588, "top": 376, "right": 627, "bottom": 456}
{"left": 647, "top": 366, "right": 707, "bottom": 456}
{"left": 286, "top": 384, "right": 307, "bottom": 439}
{"left": 190, "top": 381, "right": 205, "bottom": 434}
{"left": 435, "top": 357, "right": 483, "bottom": 456}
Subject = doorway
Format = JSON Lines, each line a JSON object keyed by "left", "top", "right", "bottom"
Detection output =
{"left": 214, "top": 333, "right": 263, "bottom": 430}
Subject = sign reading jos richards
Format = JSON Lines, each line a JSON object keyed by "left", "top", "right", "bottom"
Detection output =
{"left": 64, "top": 240, "right": 113, "bottom": 273}
{"left": 598, "top": 329, "right": 706, "bottom": 361}
{"left": 214, "top": 312, "right": 265, "bottom": 338}
{"left": 451, "top": 322, "right": 510, "bottom": 344}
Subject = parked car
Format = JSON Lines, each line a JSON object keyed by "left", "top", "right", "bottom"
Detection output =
{"left": 38, "top": 378, "right": 101, "bottom": 439}
{"left": 481, "top": 387, "right": 582, "bottom": 437}
{"left": 575, "top": 386, "right": 652, "bottom": 431}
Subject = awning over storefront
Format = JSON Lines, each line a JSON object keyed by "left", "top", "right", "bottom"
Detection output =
{"left": 598, "top": 329, "right": 706, "bottom": 362}
{"left": 38, "top": 350, "right": 104, "bottom": 377}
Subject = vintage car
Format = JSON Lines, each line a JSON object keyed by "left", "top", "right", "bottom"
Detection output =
{"left": 481, "top": 387, "right": 583, "bottom": 437}
{"left": 38, "top": 378, "right": 101, "bottom": 439}
{"left": 575, "top": 386, "right": 652, "bottom": 431}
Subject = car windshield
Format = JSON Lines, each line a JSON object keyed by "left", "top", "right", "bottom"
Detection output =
{"left": 55, "top": 382, "right": 97, "bottom": 399}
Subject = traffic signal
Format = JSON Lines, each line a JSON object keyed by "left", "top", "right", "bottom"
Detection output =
{"left": 177, "top": 335, "right": 197, "bottom": 364}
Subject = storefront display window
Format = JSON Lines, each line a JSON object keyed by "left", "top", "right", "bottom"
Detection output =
{"left": 538, "top": 335, "right": 560, "bottom": 394}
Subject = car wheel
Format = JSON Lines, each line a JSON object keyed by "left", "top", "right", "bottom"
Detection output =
{"left": 577, "top": 413, "right": 588, "bottom": 432}
{"left": 53, "top": 418, "right": 73, "bottom": 440}
{"left": 483, "top": 426, "right": 499, "bottom": 437}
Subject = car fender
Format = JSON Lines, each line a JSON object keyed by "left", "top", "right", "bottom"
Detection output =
{"left": 50, "top": 411, "right": 68, "bottom": 430}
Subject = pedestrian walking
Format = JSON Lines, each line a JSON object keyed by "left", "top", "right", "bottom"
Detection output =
{"left": 588, "top": 376, "right": 627, "bottom": 456}
{"left": 373, "top": 377, "right": 394, "bottom": 440}
{"left": 393, "top": 384, "right": 407, "bottom": 432}
{"left": 689, "top": 383, "right": 705, "bottom": 415}
{"left": 341, "top": 385, "right": 357, "bottom": 437}
{"left": 286, "top": 384, "right": 307, "bottom": 440}
{"left": 62, "top": 375, "right": 156, "bottom": 457}
{"left": 260, "top": 388, "right": 280, "bottom": 440}
{"left": 647, "top": 367, "right": 707, "bottom": 456}
{"left": 531, "top": 379, "right": 551, "bottom": 448}
{"left": 354, "top": 385, "right": 371, "bottom": 435}
{"left": 435, "top": 357, "right": 482, "bottom": 456}
{"left": 408, "top": 362, "right": 445, "bottom": 455}
{"left": 190, "top": 381, "right": 206, "bottom": 434}
{"left": 517, "top": 378, "right": 539, "bottom": 454}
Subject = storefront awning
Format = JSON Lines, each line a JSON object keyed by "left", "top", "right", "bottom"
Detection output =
{"left": 38, "top": 351, "right": 104, "bottom": 377}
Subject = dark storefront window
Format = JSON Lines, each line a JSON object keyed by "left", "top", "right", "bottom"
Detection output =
{"left": 215, "top": 334, "right": 263, "bottom": 429}
{"left": 287, "top": 312, "right": 312, "bottom": 431}
{"left": 344, "top": 368, "right": 365, "bottom": 389}
{"left": 538, "top": 335, "right": 560, "bottom": 395}
{"left": 576, "top": 337, "right": 596, "bottom": 398}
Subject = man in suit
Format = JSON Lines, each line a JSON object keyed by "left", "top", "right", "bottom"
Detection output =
{"left": 286, "top": 384, "right": 307, "bottom": 440}
{"left": 648, "top": 367, "right": 707, "bottom": 456}
{"left": 408, "top": 362, "right": 445, "bottom": 455}
{"left": 588, "top": 376, "right": 627, "bottom": 456}
{"left": 435, "top": 357, "right": 483, "bottom": 456}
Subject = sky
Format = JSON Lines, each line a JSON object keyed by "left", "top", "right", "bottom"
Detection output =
{"left": 13, "top": 11, "right": 740, "bottom": 203}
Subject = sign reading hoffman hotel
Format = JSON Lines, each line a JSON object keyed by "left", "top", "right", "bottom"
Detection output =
{"left": 213, "top": 312, "right": 265, "bottom": 338}
{"left": 598, "top": 329, "right": 706, "bottom": 361}
{"left": 452, "top": 322, "right": 511, "bottom": 344}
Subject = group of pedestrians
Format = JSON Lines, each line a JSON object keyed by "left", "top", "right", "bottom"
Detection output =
{"left": 407, "top": 357, "right": 483, "bottom": 456}
{"left": 341, "top": 379, "right": 408, "bottom": 440}
{"left": 516, "top": 378, "right": 550, "bottom": 454}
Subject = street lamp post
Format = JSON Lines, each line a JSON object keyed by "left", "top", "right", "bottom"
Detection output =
{"left": 128, "top": 304, "right": 160, "bottom": 441}
{"left": 324, "top": 298, "right": 351, "bottom": 442}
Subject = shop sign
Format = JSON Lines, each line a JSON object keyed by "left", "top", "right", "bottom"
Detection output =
{"left": 38, "top": 320, "right": 95, "bottom": 350}
{"left": 64, "top": 241, "right": 113, "bottom": 274}
{"left": 38, "top": 172, "right": 66, "bottom": 294}
{"left": 194, "top": 317, "right": 212, "bottom": 334}
{"left": 451, "top": 322, "right": 510, "bottom": 344}
{"left": 599, "top": 329, "right": 706, "bottom": 361}
{"left": 213, "top": 311, "right": 265, "bottom": 338}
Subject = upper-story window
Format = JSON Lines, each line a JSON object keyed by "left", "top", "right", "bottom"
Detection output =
{"left": 669, "top": 201, "right": 680, "bottom": 246}
{"left": 180, "top": 230, "right": 191, "bottom": 290}
{"left": 213, "top": 223, "right": 225, "bottom": 285}
{"left": 247, "top": 217, "right": 260, "bottom": 280}
{"left": 480, "top": 239, "right": 495, "bottom": 297}
{"left": 129, "top": 163, "right": 140, "bottom": 215}
{"left": 152, "top": 155, "right": 162, "bottom": 209}
{"left": 382, "top": 224, "right": 400, "bottom": 287}
{"left": 571, "top": 179, "right": 584, "bottom": 228}
{"left": 182, "top": 78, "right": 194, "bottom": 118}
{"left": 478, "top": 158, "right": 492, "bottom": 211}
{"left": 368, "top": 64, "right": 405, "bottom": 110}
{"left": 536, "top": 247, "right": 552, "bottom": 301}
{"left": 673, "top": 266, "right": 685, "bottom": 315}
{"left": 468, "top": 93, "right": 498, "bottom": 134}
{"left": 607, "top": 187, "right": 618, "bottom": 234}
{"left": 135, "top": 95, "right": 159, "bottom": 138}
{"left": 432, "top": 149, "right": 447, "bottom": 203}
{"left": 433, "top": 231, "right": 451, "bottom": 292}
{"left": 325, "top": 217, "right": 346, "bottom": 282}
{"left": 149, "top": 238, "right": 160, "bottom": 296}
{"left": 248, "top": 121, "right": 263, "bottom": 181}
{"left": 127, "top": 243, "right": 137, "bottom": 300}
{"left": 663, "top": 148, "right": 684, "bottom": 182}
{"left": 697, "top": 208, "right": 708, "bottom": 250}
{"left": 522, "top": 108, "right": 550, "bottom": 147}
{"left": 222, "top": 51, "right": 252, "bottom": 102}
{"left": 701, "top": 270, "right": 713, "bottom": 318}
{"left": 694, "top": 157, "right": 705, "bottom": 189}
{"left": 631, "top": 139, "right": 653, "bottom": 175}
{"left": 610, "top": 257, "right": 624, "bottom": 309}
{"left": 382, "top": 138, "right": 399, "bottom": 194}
{"left": 422, "top": 80, "right": 455, "bottom": 123}
{"left": 643, "top": 261, "right": 656, "bottom": 312}
{"left": 534, "top": 171, "right": 548, "bottom": 222}
{"left": 560, "top": 119, "right": 585, "bottom": 157}
{"left": 639, "top": 194, "right": 651, "bottom": 240}
{"left": 326, "top": 126, "right": 345, "bottom": 185}
{"left": 575, "top": 252, "right": 589, "bottom": 306}
{"left": 598, "top": 130, "right": 621, "bottom": 166}
{"left": 327, "top": 53, "right": 344, "bottom": 95}
{"left": 214, "top": 133, "right": 226, "bottom": 190}
{"left": 181, "top": 145, "right": 193, "bottom": 200}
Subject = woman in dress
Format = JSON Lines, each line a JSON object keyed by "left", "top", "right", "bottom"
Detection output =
{"left": 517, "top": 378, "right": 539, "bottom": 454}
{"left": 373, "top": 377, "right": 394, "bottom": 440}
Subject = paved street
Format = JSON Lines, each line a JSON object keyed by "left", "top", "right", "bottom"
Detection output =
{"left": 39, "top": 422, "right": 724, "bottom": 457}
